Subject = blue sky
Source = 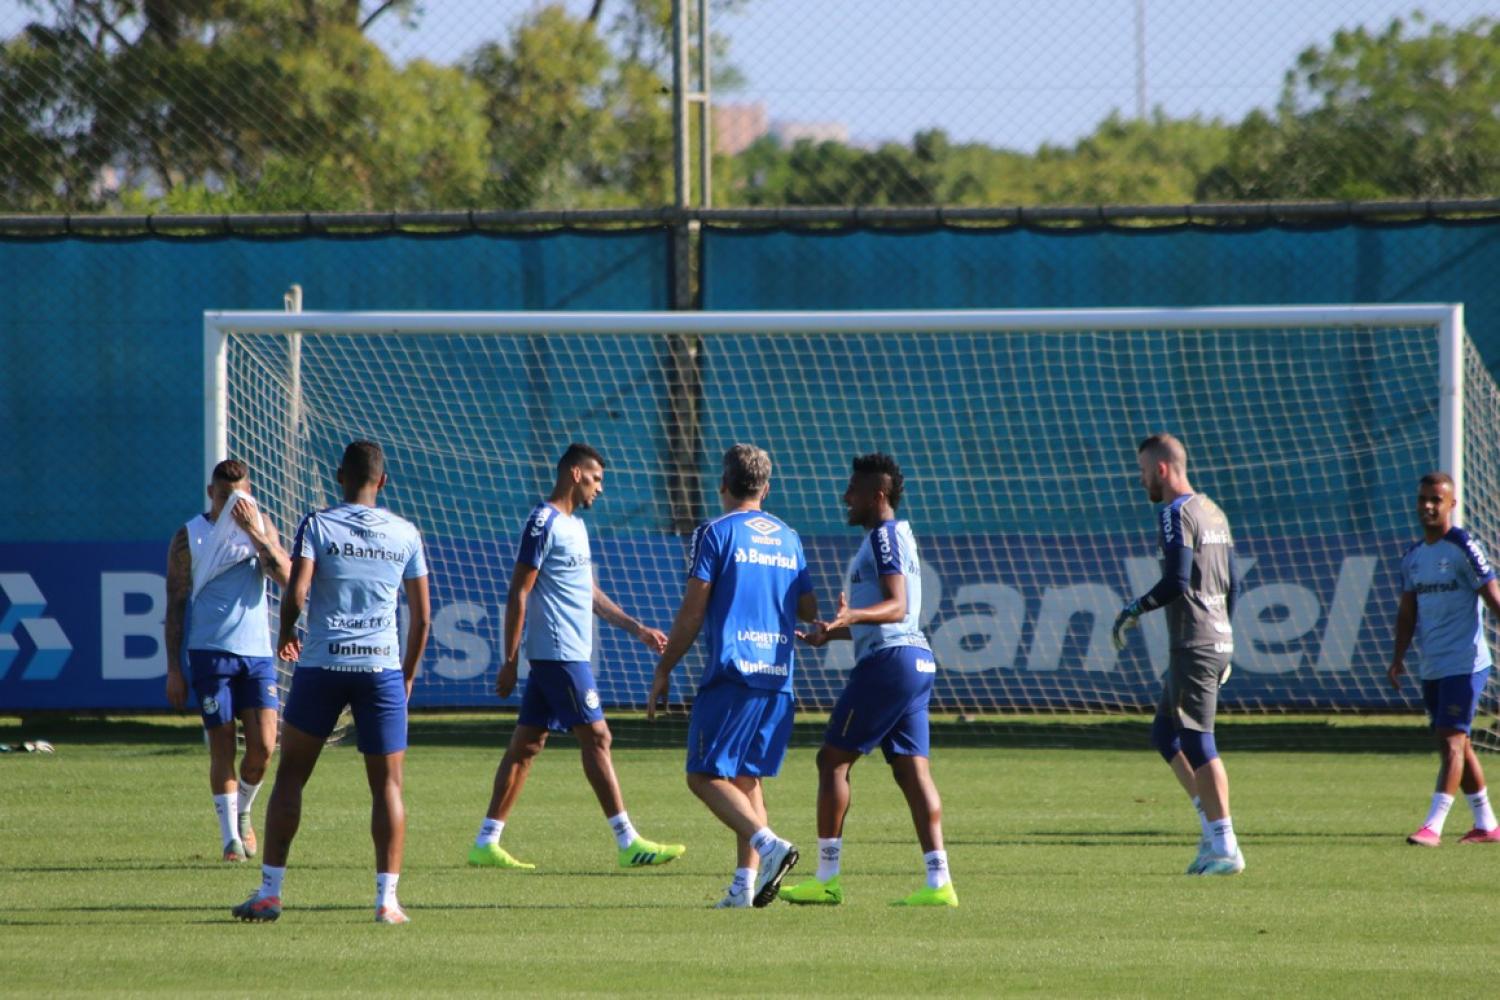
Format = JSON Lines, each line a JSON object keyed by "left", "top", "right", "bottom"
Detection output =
{"left": 3, "top": 0, "right": 1492, "bottom": 151}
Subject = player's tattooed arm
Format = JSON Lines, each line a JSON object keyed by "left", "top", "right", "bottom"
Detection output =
{"left": 230, "top": 499, "right": 291, "bottom": 587}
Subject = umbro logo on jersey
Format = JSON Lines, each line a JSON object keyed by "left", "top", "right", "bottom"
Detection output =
{"left": 0, "top": 574, "right": 73, "bottom": 681}
{"left": 745, "top": 516, "right": 780, "bottom": 536}
{"left": 347, "top": 507, "right": 384, "bottom": 525}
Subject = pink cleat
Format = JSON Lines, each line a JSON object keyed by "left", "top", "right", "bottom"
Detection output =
{"left": 375, "top": 904, "right": 410, "bottom": 924}
{"left": 1406, "top": 826, "right": 1441, "bottom": 847}
{"left": 1458, "top": 827, "right": 1500, "bottom": 844}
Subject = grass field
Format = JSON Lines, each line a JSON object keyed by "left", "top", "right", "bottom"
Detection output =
{"left": 2, "top": 713, "right": 1497, "bottom": 997}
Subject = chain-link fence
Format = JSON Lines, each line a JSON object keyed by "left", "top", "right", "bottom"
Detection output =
{"left": 2, "top": 0, "right": 1497, "bottom": 215}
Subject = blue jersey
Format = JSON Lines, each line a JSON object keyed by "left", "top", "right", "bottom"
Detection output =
{"left": 1401, "top": 527, "right": 1496, "bottom": 680}
{"left": 515, "top": 502, "right": 594, "bottom": 662}
{"left": 689, "top": 510, "right": 812, "bottom": 693}
{"left": 292, "top": 503, "right": 427, "bottom": 671}
{"left": 185, "top": 513, "right": 272, "bottom": 657}
{"left": 848, "top": 519, "right": 929, "bottom": 663}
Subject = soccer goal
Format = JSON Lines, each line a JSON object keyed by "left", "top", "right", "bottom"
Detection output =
{"left": 204, "top": 305, "right": 1500, "bottom": 740}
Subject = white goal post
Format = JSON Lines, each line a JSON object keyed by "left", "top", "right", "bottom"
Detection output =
{"left": 202, "top": 304, "right": 1498, "bottom": 731}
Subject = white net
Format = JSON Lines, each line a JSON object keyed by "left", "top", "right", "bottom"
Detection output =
{"left": 215, "top": 309, "right": 1499, "bottom": 726}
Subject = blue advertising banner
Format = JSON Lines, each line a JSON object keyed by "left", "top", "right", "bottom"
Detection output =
{"left": 1, "top": 533, "right": 1415, "bottom": 712}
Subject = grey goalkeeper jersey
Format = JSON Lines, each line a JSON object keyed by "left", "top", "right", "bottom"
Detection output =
{"left": 1157, "top": 493, "right": 1235, "bottom": 653}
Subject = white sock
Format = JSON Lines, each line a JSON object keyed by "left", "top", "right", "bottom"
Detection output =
{"left": 1192, "top": 796, "right": 1211, "bottom": 841}
{"left": 1425, "top": 792, "right": 1456, "bottom": 833}
{"left": 607, "top": 812, "right": 639, "bottom": 850}
{"left": 213, "top": 792, "right": 237, "bottom": 846}
{"left": 237, "top": 780, "right": 262, "bottom": 816}
{"left": 923, "top": 849, "right": 950, "bottom": 889}
{"left": 475, "top": 818, "right": 504, "bottom": 848}
{"left": 1467, "top": 789, "right": 1497, "bottom": 831}
{"left": 816, "top": 837, "right": 842, "bottom": 881}
{"left": 749, "top": 826, "right": 781, "bottom": 856}
{"left": 1209, "top": 817, "right": 1238, "bottom": 857}
{"left": 260, "top": 864, "right": 286, "bottom": 899}
{"left": 375, "top": 872, "right": 400, "bottom": 910}
{"left": 731, "top": 866, "right": 755, "bottom": 894}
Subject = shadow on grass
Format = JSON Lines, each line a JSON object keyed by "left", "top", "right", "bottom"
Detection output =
{"left": 1, "top": 711, "right": 1453, "bottom": 754}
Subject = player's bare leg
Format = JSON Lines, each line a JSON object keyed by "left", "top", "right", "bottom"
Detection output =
{"left": 888, "top": 754, "right": 956, "bottom": 905}
{"left": 816, "top": 745, "right": 860, "bottom": 838}
{"left": 367, "top": 750, "right": 408, "bottom": 922}
{"left": 234, "top": 707, "right": 276, "bottom": 858}
{"left": 232, "top": 723, "right": 324, "bottom": 921}
{"left": 468, "top": 725, "right": 547, "bottom": 870}
{"left": 575, "top": 720, "right": 626, "bottom": 816}
{"left": 689, "top": 772, "right": 795, "bottom": 907}
{"left": 1456, "top": 736, "right": 1500, "bottom": 842}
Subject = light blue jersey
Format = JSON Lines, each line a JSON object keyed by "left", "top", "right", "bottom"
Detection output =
{"left": 1401, "top": 527, "right": 1496, "bottom": 680}
{"left": 185, "top": 513, "right": 272, "bottom": 656}
{"left": 292, "top": 503, "right": 427, "bottom": 671}
{"left": 689, "top": 510, "right": 812, "bottom": 693}
{"left": 848, "top": 519, "right": 929, "bottom": 663}
{"left": 515, "top": 502, "right": 593, "bottom": 662}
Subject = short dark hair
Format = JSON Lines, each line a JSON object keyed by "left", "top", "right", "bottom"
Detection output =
{"left": 1420, "top": 471, "right": 1456, "bottom": 492}
{"left": 722, "top": 444, "right": 772, "bottom": 499}
{"left": 1137, "top": 433, "right": 1187, "bottom": 471}
{"left": 340, "top": 440, "right": 386, "bottom": 486}
{"left": 211, "top": 459, "right": 248, "bottom": 484}
{"left": 557, "top": 443, "right": 605, "bottom": 474}
{"left": 852, "top": 452, "right": 904, "bottom": 508}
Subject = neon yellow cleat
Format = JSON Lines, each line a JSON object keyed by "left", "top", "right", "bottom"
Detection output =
{"left": 467, "top": 843, "right": 536, "bottom": 869}
{"left": 618, "top": 837, "right": 686, "bottom": 868}
{"left": 890, "top": 882, "right": 959, "bottom": 907}
{"left": 779, "top": 875, "right": 843, "bottom": 905}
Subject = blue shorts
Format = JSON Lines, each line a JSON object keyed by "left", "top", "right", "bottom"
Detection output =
{"left": 518, "top": 660, "right": 605, "bottom": 732}
{"left": 686, "top": 682, "right": 794, "bottom": 779}
{"left": 188, "top": 651, "right": 279, "bottom": 730}
{"left": 824, "top": 645, "right": 936, "bottom": 762}
{"left": 1422, "top": 667, "right": 1490, "bottom": 734}
{"left": 283, "top": 667, "right": 408, "bottom": 755}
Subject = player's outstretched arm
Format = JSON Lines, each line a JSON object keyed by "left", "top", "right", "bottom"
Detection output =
{"left": 593, "top": 584, "right": 668, "bottom": 653}
{"left": 163, "top": 527, "right": 191, "bottom": 710}
{"left": 278, "top": 555, "right": 314, "bottom": 662}
{"left": 401, "top": 574, "right": 431, "bottom": 700}
{"left": 1388, "top": 590, "right": 1418, "bottom": 689}
{"left": 498, "top": 562, "right": 539, "bottom": 698}
{"left": 648, "top": 579, "right": 711, "bottom": 720}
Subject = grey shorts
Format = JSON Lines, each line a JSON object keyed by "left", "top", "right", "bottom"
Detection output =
{"left": 1159, "top": 647, "right": 1231, "bottom": 733}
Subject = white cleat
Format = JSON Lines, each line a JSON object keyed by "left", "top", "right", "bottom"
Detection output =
{"left": 1185, "top": 835, "right": 1212, "bottom": 875}
{"left": 1196, "top": 847, "right": 1246, "bottom": 876}
{"left": 713, "top": 885, "right": 752, "bottom": 909}
{"left": 752, "top": 841, "right": 799, "bottom": 908}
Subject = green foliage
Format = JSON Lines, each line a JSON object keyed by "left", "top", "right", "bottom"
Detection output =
{"left": 1, "top": 7, "right": 1497, "bottom": 211}
{"left": 1201, "top": 14, "right": 1500, "bottom": 200}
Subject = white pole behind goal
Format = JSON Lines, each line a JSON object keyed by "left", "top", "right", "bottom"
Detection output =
{"left": 202, "top": 315, "right": 228, "bottom": 482}
{"left": 1438, "top": 304, "right": 1467, "bottom": 525}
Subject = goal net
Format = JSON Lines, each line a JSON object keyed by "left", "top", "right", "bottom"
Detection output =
{"left": 205, "top": 306, "right": 1500, "bottom": 739}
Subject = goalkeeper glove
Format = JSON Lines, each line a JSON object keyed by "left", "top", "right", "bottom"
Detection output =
{"left": 1111, "top": 600, "right": 1143, "bottom": 651}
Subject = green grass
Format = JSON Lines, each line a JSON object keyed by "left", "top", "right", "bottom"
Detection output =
{"left": 2, "top": 715, "right": 1497, "bottom": 996}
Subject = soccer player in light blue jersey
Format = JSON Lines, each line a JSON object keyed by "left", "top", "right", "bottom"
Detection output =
{"left": 467, "top": 444, "right": 684, "bottom": 872}
{"left": 1388, "top": 471, "right": 1500, "bottom": 846}
{"left": 165, "top": 459, "right": 290, "bottom": 862}
{"left": 784, "top": 453, "right": 956, "bottom": 908}
{"left": 232, "top": 441, "right": 431, "bottom": 924}
{"left": 649, "top": 444, "right": 820, "bottom": 908}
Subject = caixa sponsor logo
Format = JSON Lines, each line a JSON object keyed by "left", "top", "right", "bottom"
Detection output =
{"left": 0, "top": 574, "right": 73, "bottom": 680}
{"left": 816, "top": 554, "right": 1382, "bottom": 677}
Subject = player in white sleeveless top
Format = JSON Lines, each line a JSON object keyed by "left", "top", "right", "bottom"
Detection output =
{"left": 165, "top": 459, "right": 290, "bottom": 862}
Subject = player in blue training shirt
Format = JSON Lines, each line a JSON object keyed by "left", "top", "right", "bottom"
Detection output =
{"left": 1111, "top": 433, "right": 1244, "bottom": 876}
{"left": 649, "top": 444, "right": 820, "bottom": 908}
{"left": 467, "top": 444, "right": 684, "bottom": 872}
{"left": 784, "top": 453, "right": 957, "bottom": 908}
{"left": 232, "top": 441, "right": 431, "bottom": 925}
{"left": 1389, "top": 471, "right": 1500, "bottom": 846}
{"left": 165, "top": 459, "right": 290, "bottom": 862}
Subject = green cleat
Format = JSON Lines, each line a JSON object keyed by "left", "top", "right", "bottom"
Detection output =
{"left": 891, "top": 882, "right": 959, "bottom": 908}
{"left": 467, "top": 843, "right": 536, "bottom": 869}
{"left": 779, "top": 875, "right": 843, "bottom": 905}
{"left": 618, "top": 837, "right": 686, "bottom": 868}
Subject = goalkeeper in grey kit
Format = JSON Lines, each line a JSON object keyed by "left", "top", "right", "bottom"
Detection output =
{"left": 1111, "top": 433, "right": 1245, "bottom": 875}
